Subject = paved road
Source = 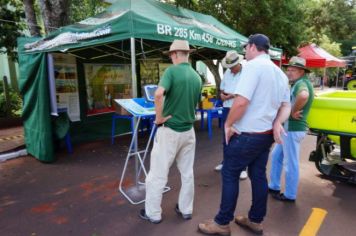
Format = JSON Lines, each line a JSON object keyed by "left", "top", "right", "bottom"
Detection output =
{"left": 0, "top": 125, "right": 355, "bottom": 236}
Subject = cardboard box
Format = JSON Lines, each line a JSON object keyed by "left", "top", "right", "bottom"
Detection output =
{"left": 114, "top": 103, "right": 130, "bottom": 115}
{"left": 114, "top": 94, "right": 131, "bottom": 115}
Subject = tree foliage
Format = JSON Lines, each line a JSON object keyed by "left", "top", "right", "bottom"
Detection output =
{"left": 69, "top": 0, "right": 109, "bottom": 24}
{"left": 303, "top": 0, "right": 356, "bottom": 55}
{"left": 0, "top": 0, "right": 25, "bottom": 59}
{"left": 303, "top": 0, "right": 355, "bottom": 42}
{"left": 319, "top": 34, "right": 343, "bottom": 57}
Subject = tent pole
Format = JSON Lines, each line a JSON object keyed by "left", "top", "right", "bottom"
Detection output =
{"left": 47, "top": 53, "right": 58, "bottom": 116}
{"left": 342, "top": 69, "right": 346, "bottom": 89}
{"left": 335, "top": 67, "right": 340, "bottom": 88}
{"left": 131, "top": 37, "right": 137, "bottom": 98}
{"left": 322, "top": 67, "right": 326, "bottom": 90}
{"left": 130, "top": 37, "right": 139, "bottom": 184}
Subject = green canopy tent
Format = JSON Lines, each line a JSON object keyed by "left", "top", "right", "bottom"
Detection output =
{"left": 18, "top": 0, "right": 282, "bottom": 162}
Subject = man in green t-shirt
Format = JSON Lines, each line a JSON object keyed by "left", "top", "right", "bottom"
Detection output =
{"left": 139, "top": 40, "right": 202, "bottom": 224}
{"left": 269, "top": 56, "right": 314, "bottom": 202}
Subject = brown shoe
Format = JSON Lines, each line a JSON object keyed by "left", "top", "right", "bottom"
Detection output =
{"left": 198, "top": 219, "right": 231, "bottom": 236}
{"left": 235, "top": 216, "right": 263, "bottom": 235}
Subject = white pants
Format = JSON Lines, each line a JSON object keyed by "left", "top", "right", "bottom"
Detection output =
{"left": 145, "top": 126, "right": 196, "bottom": 221}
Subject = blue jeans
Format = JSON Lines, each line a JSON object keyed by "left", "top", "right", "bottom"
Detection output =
{"left": 220, "top": 107, "right": 246, "bottom": 172}
{"left": 222, "top": 107, "right": 230, "bottom": 147}
{"left": 269, "top": 131, "right": 306, "bottom": 199}
{"left": 214, "top": 133, "right": 274, "bottom": 225}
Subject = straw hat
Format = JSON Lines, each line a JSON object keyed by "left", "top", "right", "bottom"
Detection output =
{"left": 283, "top": 56, "right": 310, "bottom": 73}
{"left": 163, "top": 40, "right": 196, "bottom": 55}
{"left": 221, "top": 50, "right": 244, "bottom": 68}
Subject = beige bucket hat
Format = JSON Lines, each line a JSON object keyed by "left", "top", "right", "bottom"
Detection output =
{"left": 283, "top": 56, "right": 310, "bottom": 73}
{"left": 163, "top": 39, "right": 196, "bottom": 55}
{"left": 221, "top": 50, "right": 244, "bottom": 68}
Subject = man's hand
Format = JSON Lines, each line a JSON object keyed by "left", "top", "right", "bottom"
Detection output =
{"left": 224, "top": 124, "right": 239, "bottom": 145}
{"left": 221, "top": 92, "right": 235, "bottom": 101}
{"left": 291, "top": 109, "right": 303, "bottom": 120}
{"left": 224, "top": 95, "right": 249, "bottom": 144}
{"left": 291, "top": 90, "right": 309, "bottom": 120}
{"left": 273, "top": 121, "right": 286, "bottom": 144}
{"left": 155, "top": 115, "right": 172, "bottom": 125}
{"left": 154, "top": 86, "right": 170, "bottom": 125}
{"left": 220, "top": 92, "right": 228, "bottom": 101}
{"left": 272, "top": 101, "right": 290, "bottom": 144}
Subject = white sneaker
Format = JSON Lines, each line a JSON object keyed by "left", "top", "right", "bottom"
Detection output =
{"left": 214, "top": 164, "right": 223, "bottom": 171}
{"left": 240, "top": 170, "right": 248, "bottom": 180}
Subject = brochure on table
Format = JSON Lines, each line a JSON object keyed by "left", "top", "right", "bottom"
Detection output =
{"left": 114, "top": 98, "right": 155, "bottom": 116}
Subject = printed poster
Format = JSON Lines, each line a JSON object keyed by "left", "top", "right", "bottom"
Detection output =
{"left": 84, "top": 64, "right": 132, "bottom": 115}
{"left": 52, "top": 53, "right": 80, "bottom": 121}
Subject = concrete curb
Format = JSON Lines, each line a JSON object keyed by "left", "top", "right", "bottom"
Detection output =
{"left": 0, "top": 149, "right": 27, "bottom": 162}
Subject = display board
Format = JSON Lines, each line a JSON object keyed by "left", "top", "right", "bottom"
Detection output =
{"left": 84, "top": 64, "right": 131, "bottom": 115}
{"left": 52, "top": 53, "right": 80, "bottom": 121}
{"left": 159, "top": 63, "right": 170, "bottom": 78}
{"left": 140, "top": 61, "right": 160, "bottom": 85}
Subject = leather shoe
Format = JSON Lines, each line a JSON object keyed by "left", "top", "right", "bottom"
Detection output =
{"left": 139, "top": 209, "right": 162, "bottom": 224}
{"left": 175, "top": 204, "right": 192, "bottom": 220}
{"left": 235, "top": 216, "right": 263, "bottom": 235}
{"left": 273, "top": 193, "right": 295, "bottom": 202}
{"left": 198, "top": 219, "right": 231, "bottom": 236}
{"left": 268, "top": 188, "right": 280, "bottom": 196}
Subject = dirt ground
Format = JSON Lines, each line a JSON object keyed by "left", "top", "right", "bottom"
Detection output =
{"left": 1, "top": 122, "right": 356, "bottom": 236}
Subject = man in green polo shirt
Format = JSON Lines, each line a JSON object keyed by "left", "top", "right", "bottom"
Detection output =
{"left": 139, "top": 40, "right": 202, "bottom": 223}
{"left": 268, "top": 56, "right": 314, "bottom": 202}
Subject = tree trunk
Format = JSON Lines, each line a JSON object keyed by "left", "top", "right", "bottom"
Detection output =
{"left": 39, "top": 0, "right": 70, "bottom": 34}
{"left": 23, "top": 0, "right": 41, "bottom": 36}
{"left": 203, "top": 60, "right": 222, "bottom": 95}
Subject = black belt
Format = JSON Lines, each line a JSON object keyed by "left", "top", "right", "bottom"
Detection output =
{"left": 156, "top": 123, "right": 165, "bottom": 127}
{"left": 243, "top": 129, "right": 273, "bottom": 135}
{"left": 232, "top": 129, "right": 273, "bottom": 137}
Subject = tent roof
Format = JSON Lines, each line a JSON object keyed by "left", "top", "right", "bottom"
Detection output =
{"left": 20, "top": 0, "right": 282, "bottom": 60}
{"left": 298, "top": 43, "right": 346, "bottom": 68}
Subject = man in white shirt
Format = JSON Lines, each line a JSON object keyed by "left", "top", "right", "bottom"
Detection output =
{"left": 198, "top": 34, "right": 291, "bottom": 235}
{"left": 214, "top": 50, "right": 248, "bottom": 180}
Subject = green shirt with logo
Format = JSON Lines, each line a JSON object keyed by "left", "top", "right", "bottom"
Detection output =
{"left": 288, "top": 75, "right": 314, "bottom": 131}
{"left": 159, "top": 62, "right": 202, "bottom": 132}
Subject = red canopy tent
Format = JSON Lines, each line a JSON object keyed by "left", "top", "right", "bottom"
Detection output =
{"left": 298, "top": 43, "right": 346, "bottom": 68}
{"left": 297, "top": 44, "right": 347, "bottom": 88}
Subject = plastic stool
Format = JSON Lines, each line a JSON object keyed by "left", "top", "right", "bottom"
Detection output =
{"left": 111, "top": 114, "right": 155, "bottom": 145}
{"left": 65, "top": 132, "right": 73, "bottom": 154}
